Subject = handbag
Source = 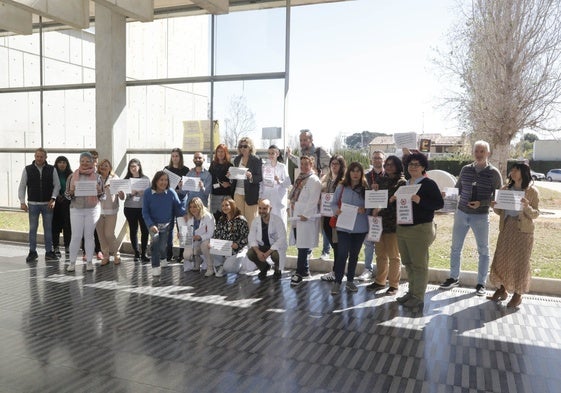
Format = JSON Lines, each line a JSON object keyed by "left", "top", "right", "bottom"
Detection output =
{"left": 329, "top": 188, "right": 343, "bottom": 228}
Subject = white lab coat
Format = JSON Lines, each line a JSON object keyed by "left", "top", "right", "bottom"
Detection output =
{"left": 248, "top": 212, "right": 288, "bottom": 270}
{"left": 289, "top": 174, "right": 322, "bottom": 249}
{"left": 259, "top": 161, "right": 291, "bottom": 226}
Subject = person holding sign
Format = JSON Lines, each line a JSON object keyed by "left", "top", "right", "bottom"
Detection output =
{"left": 96, "top": 159, "right": 125, "bottom": 266}
{"left": 164, "top": 148, "right": 190, "bottom": 262}
{"left": 182, "top": 197, "right": 215, "bottom": 273}
{"left": 394, "top": 153, "right": 443, "bottom": 308}
{"left": 488, "top": 163, "right": 539, "bottom": 308}
{"left": 289, "top": 156, "right": 322, "bottom": 287}
{"left": 440, "top": 141, "right": 503, "bottom": 296}
{"left": 210, "top": 198, "right": 249, "bottom": 277}
{"left": 360, "top": 150, "right": 386, "bottom": 281}
{"left": 65, "top": 152, "right": 104, "bottom": 272}
{"left": 366, "top": 155, "right": 407, "bottom": 295}
{"left": 259, "top": 145, "right": 291, "bottom": 226}
{"left": 319, "top": 155, "right": 346, "bottom": 282}
{"left": 123, "top": 158, "right": 151, "bottom": 262}
{"left": 329, "top": 162, "right": 370, "bottom": 295}
{"left": 185, "top": 152, "right": 212, "bottom": 207}
{"left": 209, "top": 144, "right": 233, "bottom": 219}
{"left": 142, "top": 171, "right": 186, "bottom": 277}
{"left": 229, "top": 137, "right": 263, "bottom": 229}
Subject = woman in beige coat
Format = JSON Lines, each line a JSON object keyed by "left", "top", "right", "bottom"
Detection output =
{"left": 488, "top": 162, "right": 539, "bottom": 307}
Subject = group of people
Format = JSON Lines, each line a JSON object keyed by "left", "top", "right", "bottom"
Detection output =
{"left": 18, "top": 135, "right": 539, "bottom": 308}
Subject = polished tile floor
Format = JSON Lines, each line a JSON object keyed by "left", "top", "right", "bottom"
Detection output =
{"left": 1, "top": 241, "right": 560, "bottom": 393}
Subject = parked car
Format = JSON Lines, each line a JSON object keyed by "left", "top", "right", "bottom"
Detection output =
{"left": 531, "top": 170, "right": 546, "bottom": 181}
{"left": 546, "top": 169, "right": 561, "bottom": 182}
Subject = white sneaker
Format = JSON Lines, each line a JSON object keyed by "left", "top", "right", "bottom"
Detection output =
{"left": 184, "top": 260, "right": 194, "bottom": 272}
{"left": 319, "top": 253, "right": 330, "bottom": 261}
{"left": 86, "top": 261, "right": 94, "bottom": 271}
{"left": 320, "top": 271, "right": 336, "bottom": 281}
{"left": 152, "top": 267, "right": 161, "bottom": 276}
{"left": 215, "top": 266, "right": 225, "bottom": 277}
{"left": 66, "top": 262, "right": 75, "bottom": 272}
{"left": 160, "top": 259, "right": 168, "bottom": 268}
{"left": 205, "top": 267, "right": 214, "bottom": 277}
{"left": 357, "top": 270, "right": 372, "bottom": 281}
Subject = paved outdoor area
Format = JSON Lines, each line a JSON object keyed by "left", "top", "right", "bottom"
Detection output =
{"left": 1, "top": 240, "right": 561, "bottom": 393}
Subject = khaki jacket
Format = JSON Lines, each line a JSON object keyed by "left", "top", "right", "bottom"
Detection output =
{"left": 493, "top": 185, "right": 539, "bottom": 233}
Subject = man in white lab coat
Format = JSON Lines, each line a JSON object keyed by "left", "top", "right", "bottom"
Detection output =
{"left": 247, "top": 199, "right": 287, "bottom": 280}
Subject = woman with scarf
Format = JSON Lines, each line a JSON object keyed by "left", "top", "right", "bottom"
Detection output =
{"left": 52, "top": 156, "right": 72, "bottom": 257}
{"left": 289, "top": 155, "right": 322, "bottom": 287}
{"left": 65, "top": 152, "right": 104, "bottom": 272}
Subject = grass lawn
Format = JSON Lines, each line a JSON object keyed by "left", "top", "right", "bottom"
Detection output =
{"left": 2, "top": 185, "right": 560, "bottom": 279}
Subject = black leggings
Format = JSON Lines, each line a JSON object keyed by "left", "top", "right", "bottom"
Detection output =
{"left": 124, "top": 207, "right": 149, "bottom": 255}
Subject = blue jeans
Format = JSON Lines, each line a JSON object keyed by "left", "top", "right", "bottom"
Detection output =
{"left": 450, "top": 210, "right": 490, "bottom": 286}
{"left": 296, "top": 248, "right": 312, "bottom": 276}
{"left": 150, "top": 224, "right": 170, "bottom": 268}
{"left": 334, "top": 231, "right": 367, "bottom": 283}
{"left": 362, "top": 239, "right": 375, "bottom": 271}
{"left": 321, "top": 227, "right": 331, "bottom": 255}
{"left": 28, "top": 204, "right": 53, "bottom": 252}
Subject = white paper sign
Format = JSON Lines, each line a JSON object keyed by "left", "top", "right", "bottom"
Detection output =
{"left": 320, "top": 193, "right": 334, "bottom": 216}
{"left": 182, "top": 176, "right": 201, "bottom": 192}
{"left": 263, "top": 166, "right": 275, "bottom": 188}
{"left": 130, "top": 178, "right": 150, "bottom": 191}
{"left": 74, "top": 180, "right": 98, "bottom": 197}
{"left": 393, "top": 132, "right": 418, "bottom": 149}
{"left": 395, "top": 184, "right": 421, "bottom": 196}
{"left": 494, "top": 189, "right": 525, "bottom": 211}
{"left": 109, "top": 179, "right": 131, "bottom": 195}
{"left": 365, "top": 189, "right": 388, "bottom": 209}
{"left": 176, "top": 217, "right": 191, "bottom": 246}
{"left": 229, "top": 166, "right": 248, "bottom": 181}
{"left": 163, "top": 169, "right": 181, "bottom": 190}
{"left": 336, "top": 202, "right": 358, "bottom": 230}
{"left": 209, "top": 238, "right": 233, "bottom": 256}
{"left": 396, "top": 196, "right": 414, "bottom": 224}
{"left": 441, "top": 187, "right": 459, "bottom": 213}
{"left": 366, "top": 216, "right": 383, "bottom": 242}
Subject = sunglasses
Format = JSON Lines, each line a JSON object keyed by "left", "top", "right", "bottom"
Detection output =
{"left": 238, "top": 145, "right": 249, "bottom": 149}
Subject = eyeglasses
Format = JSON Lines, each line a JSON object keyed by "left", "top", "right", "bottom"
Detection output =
{"left": 408, "top": 162, "right": 422, "bottom": 168}
{"left": 238, "top": 145, "right": 249, "bottom": 149}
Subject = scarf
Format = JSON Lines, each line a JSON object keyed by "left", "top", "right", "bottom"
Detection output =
{"left": 289, "top": 172, "right": 312, "bottom": 203}
{"left": 69, "top": 166, "right": 98, "bottom": 205}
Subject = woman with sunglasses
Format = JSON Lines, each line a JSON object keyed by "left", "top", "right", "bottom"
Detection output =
{"left": 392, "top": 153, "right": 443, "bottom": 309}
{"left": 229, "top": 137, "right": 262, "bottom": 228}
{"left": 259, "top": 145, "right": 291, "bottom": 226}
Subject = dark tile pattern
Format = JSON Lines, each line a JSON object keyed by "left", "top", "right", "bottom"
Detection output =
{"left": 1, "top": 241, "right": 560, "bottom": 393}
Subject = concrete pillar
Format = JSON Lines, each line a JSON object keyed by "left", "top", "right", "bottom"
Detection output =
{"left": 95, "top": 3, "right": 128, "bottom": 249}
{"left": 95, "top": 3, "right": 127, "bottom": 173}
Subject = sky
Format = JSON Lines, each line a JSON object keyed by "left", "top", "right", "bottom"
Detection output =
{"left": 285, "top": 0, "right": 463, "bottom": 150}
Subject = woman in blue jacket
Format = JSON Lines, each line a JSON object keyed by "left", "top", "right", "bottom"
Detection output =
{"left": 142, "top": 171, "right": 186, "bottom": 277}
{"left": 330, "top": 162, "right": 370, "bottom": 295}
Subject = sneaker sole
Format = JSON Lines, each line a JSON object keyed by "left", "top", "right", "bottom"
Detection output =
{"left": 439, "top": 283, "right": 459, "bottom": 290}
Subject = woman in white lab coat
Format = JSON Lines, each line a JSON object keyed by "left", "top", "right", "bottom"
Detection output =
{"left": 289, "top": 155, "right": 322, "bottom": 287}
{"left": 259, "top": 145, "right": 291, "bottom": 226}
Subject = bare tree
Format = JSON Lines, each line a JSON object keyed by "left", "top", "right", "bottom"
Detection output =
{"left": 435, "top": 0, "right": 561, "bottom": 174}
{"left": 223, "top": 95, "right": 256, "bottom": 149}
